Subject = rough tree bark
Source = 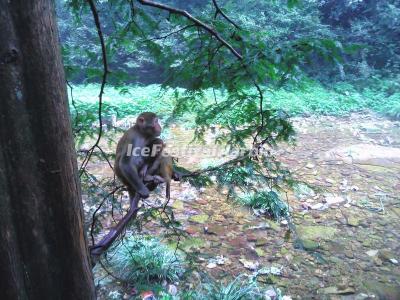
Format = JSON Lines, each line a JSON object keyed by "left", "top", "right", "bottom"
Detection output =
{"left": 0, "top": 1, "right": 95, "bottom": 299}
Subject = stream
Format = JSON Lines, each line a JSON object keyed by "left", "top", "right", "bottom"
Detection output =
{"left": 88, "top": 113, "right": 400, "bottom": 299}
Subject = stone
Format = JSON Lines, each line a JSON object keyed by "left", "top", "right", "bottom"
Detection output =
{"left": 255, "top": 238, "right": 269, "bottom": 247}
{"left": 311, "top": 203, "right": 328, "bottom": 210}
{"left": 302, "top": 239, "right": 319, "bottom": 251}
{"left": 297, "top": 225, "right": 337, "bottom": 241}
{"left": 294, "top": 183, "right": 316, "bottom": 199}
{"left": 325, "top": 144, "right": 400, "bottom": 167}
{"left": 366, "top": 250, "right": 378, "bottom": 257}
{"left": 320, "top": 286, "right": 355, "bottom": 295}
{"left": 324, "top": 194, "right": 346, "bottom": 206}
{"left": 204, "top": 225, "right": 225, "bottom": 235}
{"left": 206, "top": 262, "right": 217, "bottom": 269}
{"left": 266, "top": 220, "right": 281, "bottom": 232}
{"left": 172, "top": 200, "right": 184, "bottom": 210}
{"left": 264, "top": 289, "right": 277, "bottom": 299}
{"left": 185, "top": 226, "right": 198, "bottom": 235}
{"left": 363, "top": 280, "right": 400, "bottom": 300}
{"left": 189, "top": 214, "right": 209, "bottom": 224}
{"left": 344, "top": 250, "right": 354, "bottom": 259}
{"left": 255, "top": 247, "right": 265, "bottom": 257}
{"left": 347, "top": 216, "right": 361, "bottom": 227}
{"left": 168, "top": 284, "right": 178, "bottom": 296}
{"left": 378, "top": 250, "right": 395, "bottom": 262}
{"left": 239, "top": 258, "right": 259, "bottom": 271}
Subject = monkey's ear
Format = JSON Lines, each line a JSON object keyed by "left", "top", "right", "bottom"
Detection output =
{"left": 137, "top": 117, "right": 144, "bottom": 124}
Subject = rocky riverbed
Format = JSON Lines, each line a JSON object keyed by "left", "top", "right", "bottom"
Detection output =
{"left": 89, "top": 113, "right": 400, "bottom": 299}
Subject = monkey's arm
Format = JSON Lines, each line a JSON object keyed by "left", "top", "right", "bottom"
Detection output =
{"left": 147, "top": 157, "right": 162, "bottom": 175}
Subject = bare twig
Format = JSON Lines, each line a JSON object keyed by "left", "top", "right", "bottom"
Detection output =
{"left": 212, "top": 0, "right": 241, "bottom": 29}
{"left": 79, "top": 0, "right": 109, "bottom": 176}
{"left": 136, "top": 0, "right": 243, "bottom": 60}
{"left": 141, "top": 24, "right": 195, "bottom": 42}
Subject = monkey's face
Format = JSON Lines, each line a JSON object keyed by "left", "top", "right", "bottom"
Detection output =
{"left": 137, "top": 113, "right": 162, "bottom": 137}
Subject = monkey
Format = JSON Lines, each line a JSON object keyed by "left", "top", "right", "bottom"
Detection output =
{"left": 114, "top": 112, "right": 162, "bottom": 200}
{"left": 141, "top": 138, "right": 175, "bottom": 200}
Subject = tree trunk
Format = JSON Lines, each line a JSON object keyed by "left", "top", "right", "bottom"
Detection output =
{"left": 0, "top": 1, "right": 95, "bottom": 299}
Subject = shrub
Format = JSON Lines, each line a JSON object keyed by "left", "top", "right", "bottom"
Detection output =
{"left": 107, "top": 235, "right": 184, "bottom": 283}
{"left": 238, "top": 190, "right": 289, "bottom": 221}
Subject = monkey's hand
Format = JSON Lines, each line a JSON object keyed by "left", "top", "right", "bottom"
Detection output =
{"left": 172, "top": 171, "right": 182, "bottom": 181}
{"left": 137, "top": 186, "right": 150, "bottom": 198}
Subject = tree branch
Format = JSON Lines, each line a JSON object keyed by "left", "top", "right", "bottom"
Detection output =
{"left": 212, "top": 0, "right": 241, "bottom": 30}
{"left": 141, "top": 24, "right": 195, "bottom": 42}
{"left": 79, "top": 0, "right": 109, "bottom": 176}
{"left": 136, "top": 0, "right": 243, "bottom": 60}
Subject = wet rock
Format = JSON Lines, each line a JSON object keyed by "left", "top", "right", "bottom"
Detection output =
{"left": 310, "top": 203, "right": 328, "bottom": 210}
{"left": 228, "top": 237, "right": 247, "bottom": 248}
{"left": 247, "top": 222, "right": 271, "bottom": 230}
{"left": 168, "top": 284, "right": 178, "bottom": 296}
{"left": 266, "top": 220, "right": 281, "bottom": 232}
{"left": 185, "top": 226, "right": 198, "bottom": 235}
{"left": 347, "top": 216, "right": 361, "bottom": 227}
{"left": 189, "top": 214, "right": 209, "bottom": 224}
{"left": 324, "top": 194, "right": 346, "bottom": 206}
{"left": 378, "top": 249, "right": 396, "bottom": 263}
{"left": 258, "top": 265, "right": 283, "bottom": 276}
{"left": 363, "top": 281, "right": 400, "bottom": 300}
{"left": 179, "top": 237, "right": 204, "bottom": 251}
{"left": 255, "top": 238, "right": 269, "bottom": 247}
{"left": 302, "top": 239, "right": 319, "bottom": 251}
{"left": 206, "top": 262, "right": 217, "bottom": 269}
{"left": 374, "top": 257, "right": 383, "bottom": 266}
{"left": 172, "top": 200, "right": 184, "bottom": 210}
{"left": 255, "top": 247, "right": 265, "bottom": 257}
{"left": 212, "top": 214, "right": 226, "bottom": 222}
{"left": 326, "top": 144, "right": 400, "bottom": 167}
{"left": 344, "top": 250, "right": 354, "bottom": 259}
{"left": 366, "top": 249, "right": 378, "bottom": 257}
{"left": 297, "top": 225, "right": 337, "bottom": 241}
{"left": 320, "top": 286, "right": 355, "bottom": 295}
{"left": 204, "top": 225, "right": 225, "bottom": 235}
{"left": 264, "top": 289, "right": 277, "bottom": 300}
{"left": 239, "top": 258, "right": 259, "bottom": 271}
{"left": 294, "top": 183, "right": 316, "bottom": 199}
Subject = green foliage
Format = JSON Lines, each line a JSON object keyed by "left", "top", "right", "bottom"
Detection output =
{"left": 200, "top": 276, "right": 262, "bottom": 300}
{"left": 238, "top": 190, "right": 289, "bottom": 221}
{"left": 107, "top": 235, "right": 184, "bottom": 283}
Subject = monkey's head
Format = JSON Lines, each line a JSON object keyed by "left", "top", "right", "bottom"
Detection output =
{"left": 136, "top": 112, "right": 162, "bottom": 137}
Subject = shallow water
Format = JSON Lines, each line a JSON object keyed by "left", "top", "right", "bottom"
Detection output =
{"left": 89, "top": 113, "right": 400, "bottom": 299}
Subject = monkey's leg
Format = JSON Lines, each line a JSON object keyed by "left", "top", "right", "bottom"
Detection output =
{"left": 119, "top": 158, "right": 150, "bottom": 198}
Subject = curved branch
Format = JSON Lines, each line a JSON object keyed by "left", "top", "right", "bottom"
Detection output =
{"left": 136, "top": 0, "right": 243, "bottom": 60}
{"left": 212, "top": 0, "right": 241, "bottom": 30}
{"left": 79, "top": 0, "right": 109, "bottom": 176}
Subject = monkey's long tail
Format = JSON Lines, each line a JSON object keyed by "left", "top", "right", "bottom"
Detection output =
{"left": 166, "top": 182, "right": 170, "bottom": 200}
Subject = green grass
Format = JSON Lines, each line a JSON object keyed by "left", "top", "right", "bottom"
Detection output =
{"left": 107, "top": 235, "right": 184, "bottom": 284}
{"left": 69, "top": 78, "right": 400, "bottom": 122}
{"left": 237, "top": 190, "right": 289, "bottom": 221}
